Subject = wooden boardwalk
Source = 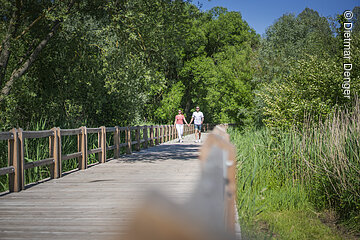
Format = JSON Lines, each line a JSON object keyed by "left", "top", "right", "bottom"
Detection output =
{"left": 0, "top": 134, "right": 205, "bottom": 240}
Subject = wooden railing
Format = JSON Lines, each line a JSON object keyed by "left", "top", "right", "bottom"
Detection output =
{"left": 0, "top": 123, "right": 214, "bottom": 193}
{"left": 123, "top": 124, "right": 237, "bottom": 240}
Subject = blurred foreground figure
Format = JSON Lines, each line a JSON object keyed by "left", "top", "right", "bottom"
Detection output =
{"left": 121, "top": 125, "right": 238, "bottom": 240}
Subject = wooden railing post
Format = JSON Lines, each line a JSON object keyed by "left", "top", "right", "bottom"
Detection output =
{"left": 169, "top": 125, "right": 172, "bottom": 141}
{"left": 171, "top": 125, "right": 173, "bottom": 140}
{"left": 150, "top": 125, "right": 154, "bottom": 147}
{"left": 162, "top": 125, "right": 165, "bottom": 142}
{"left": 172, "top": 125, "right": 175, "bottom": 140}
{"left": 99, "top": 126, "right": 106, "bottom": 163}
{"left": 143, "top": 126, "right": 148, "bottom": 149}
{"left": 98, "top": 128, "right": 101, "bottom": 162}
{"left": 126, "top": 127, "right": 132, "bottom": 154}
{"left": 135, "top": 126, "right": 141, "bottom": 151}
{"left": 77, "top": 128, "right": 81, "bottom": 167}
{"left": 57, "top": 128, "right": 62, "bottom": 176}
{"left": 114, "top": 126, "right": 120, "bottom": 159}
{"left": 161, "top": 126, "right": 165, "bottom": 143}
{"left": 173, "top": 125, "right": 176, "bottom": 140}
{"left": 8, "top": 128, "right": 24, "bottom": 192}
{"left": 158, "top": 126, "right": 161, "bottom": 144}
{"left": 155, "top": 126, "right": 159, "bottom": 145}
{"left": 122, "top": 125, "right": 237, "bottom": 239}
{"left": 167, "top": 125, "right": 170, "bottom": 141}
{"left": 50, "top": 127, "right": 61, "bottom": 179}
{"left": 49, "top": 130, "right": 53, "bottom": 177}
{"left": 166, "top": 125, "right": 170, "bottom": 142}
{"left": 17, "top": 128, "right": 24, "bottom": 190}
{"left": 8, "top": 128, "right": 17, "bottom": 192}
{"left": 79, "top": 126, "right": 88, "bottom": 170}
{"left": 170, "top": 125, "right": 172, "bottom": 140}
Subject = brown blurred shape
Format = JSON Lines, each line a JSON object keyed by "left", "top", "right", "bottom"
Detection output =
{"left": 122, "top": 125, "right": 237, "bottom": 240}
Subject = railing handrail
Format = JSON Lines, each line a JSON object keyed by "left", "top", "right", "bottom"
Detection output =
{"left": 122, "top": 124, "right": 237, "bottom": 239}
{"left": 0, "top": 123, "right": 216, "bottom": 193}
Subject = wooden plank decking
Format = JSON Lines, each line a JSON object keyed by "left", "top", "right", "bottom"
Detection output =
{"left": 0, "top": 134, "right": 205, "bottom": 240}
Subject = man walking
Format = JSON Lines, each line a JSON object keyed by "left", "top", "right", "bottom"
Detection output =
{"left": 189, "top": 106, "right": 204, "bottom": 143}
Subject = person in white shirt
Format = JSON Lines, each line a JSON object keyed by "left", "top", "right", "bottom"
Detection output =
{"left": 188, "top": 106, "right": 204, "bottom": 142}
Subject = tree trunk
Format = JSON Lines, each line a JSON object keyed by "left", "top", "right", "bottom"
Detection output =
{"left": 0, "top": 21, "right": 61, "bottom": 101}
{"left": 0, "top": 11, "right": 18, "bottom": 87}
{"left": 0, "top": 0, "right": 75, "bottom": 102}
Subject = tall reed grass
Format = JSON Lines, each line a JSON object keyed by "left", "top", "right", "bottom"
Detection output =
{"left": 298, "top": 101, "right": 360, "bottom": 225}
{"left": 230, "top": 99, "right": 360, "bottom": 233}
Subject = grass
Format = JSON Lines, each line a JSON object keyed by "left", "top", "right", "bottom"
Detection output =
{"left": 229, "top": 115, "right": 360, "bottom": 239}
{"left": 253, "top": 210, "right": 343, "bottom": 240}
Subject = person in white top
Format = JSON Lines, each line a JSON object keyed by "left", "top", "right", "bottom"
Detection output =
{"left": 188, "top": 106, "right": 204, "bottom": 143}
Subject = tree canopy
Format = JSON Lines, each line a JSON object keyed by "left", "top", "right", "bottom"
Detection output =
{"left": 0, "top": 1, "right": 359, "bottom": 130}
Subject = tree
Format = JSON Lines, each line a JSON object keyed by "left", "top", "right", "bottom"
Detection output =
{"left": 178, "top": 7, "right": 259, "bottom": 123}
{"left": 0, "top": 0, "right": 76, "bottom": 102}
{"left": 259, "top": 7, "right": 360, "bottom": 129}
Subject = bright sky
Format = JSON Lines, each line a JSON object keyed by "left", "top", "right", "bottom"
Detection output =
{"left": 195, "top": 0, "right": 359, "bottom": 36}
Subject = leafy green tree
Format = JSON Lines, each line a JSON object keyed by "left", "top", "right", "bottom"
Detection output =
{"left": 179, "top": 8, "right": 259, "bottom": 124}
{"left": 261, "top": 55, "right": 344, "bottom": 129}
{"left": 154, "top": 81, "right": 185, "bottom": 123}
{"left": 257, "top": 8, "right": 359, "bottom": 129}
{"left": 0, "top": 0, "right": 192, "bottom": 128}
{"left": 0, "top": 0, "right": 76, "bottom": 102}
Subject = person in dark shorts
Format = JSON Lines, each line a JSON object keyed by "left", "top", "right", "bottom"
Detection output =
{"left": 188, "top": 106, "right": 204, "bottom": 143}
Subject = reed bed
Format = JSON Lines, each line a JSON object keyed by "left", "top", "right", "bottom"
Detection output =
{"left": 230, "top": 100, "right": 360, "bottom": 235}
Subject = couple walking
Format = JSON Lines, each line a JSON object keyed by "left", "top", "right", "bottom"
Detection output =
{"left": 174, "top": 106, "right": 204, "bottom": 143}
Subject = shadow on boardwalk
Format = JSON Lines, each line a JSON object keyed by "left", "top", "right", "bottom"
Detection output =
{"left": 117, "top": 143, "right": 200, "bottom": 163}
{"left": 0, "top": 134, "right": 204, "bottom": 240}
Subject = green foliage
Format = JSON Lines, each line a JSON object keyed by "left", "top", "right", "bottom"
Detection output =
{"left": 154, "top": 81, "right": 185, "bottom": 123}
{"left": 180, "top": 8, "right": 259, "bottom": 123}
{"left": 229, "top": 124, "right": 359, "bottom": 237}
{"left": 229, "top": 97, "right": 360, "bottom": 233}
{"left": 298, "top": 104, "right": 360, "bottom": 227}
{"left": 261, "top": 55, "right": 344, "bottom": 129}
{"left": 1, "top": 2, "right": 359, "bottom": 228}
{"left": 229, "top": 127, "right": 310, "bottom": 220}
{"left": 258, "top": 7, "right": 360, "bottom": 130}
{"left": 208, "top": 45, "right": 254, "bottom": 124}
{"left": 0, "top": 1, "right": 261, "bottom": 129}
{"left": 257, "top": 210, "right": 343, "bottom": 240}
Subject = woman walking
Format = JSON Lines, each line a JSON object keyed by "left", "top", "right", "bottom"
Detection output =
{"left": 174, "top": 110, "right": 188, "bottom": 142}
